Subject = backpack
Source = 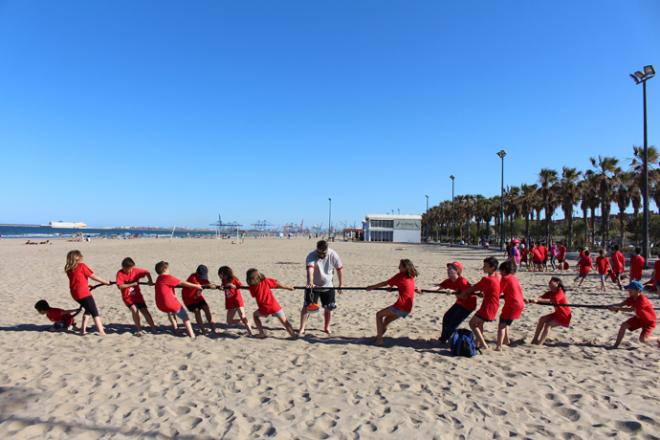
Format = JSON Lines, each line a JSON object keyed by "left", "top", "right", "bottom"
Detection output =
{"left": 450, "top": 329, "right": 478, "bottom": 357}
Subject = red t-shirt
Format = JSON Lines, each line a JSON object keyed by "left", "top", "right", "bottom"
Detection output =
{"left": 539, "top": 246, "right": 548, "bottom": 261}
{"left": 46, "top": 308, "right": 74, "bottom": 326}
{"left": 116, "top": 267, "right": 149, "bottom": 306}
{"left": 499, "top": 274, "right": 525, "bottom": 321}
{"left": 630, "top": 255, "right": 645, "bottom": 280}
{"left": 612, "top": 251, "right": 625, "bottom": 273}
{"left": 655, "top": 260, "right": 660, "bottom": 282}
{"left": 155, "top": 274, "right": 183, "bottom": 313}
{"left": 531, "top": 248, "right": 544, "bottom": 263}
{"left": 439, "top": 277, "right": 475, "bottom": 310}
{"left": 474, "top": 275, "right": 501, "bottom": 321}
{"left": 387, "top": 272, "right": 416, "bottom": 314}
{"left": 557, "top": 246, "right": 567, "bottom": 261}
{"left": 181, "top": 274, "right": 208, "bottom": 305}
{"left": 249, "top": 278, "right": 282, "bottom": 315}
{"left": 67, "top": 263, "right": 93, "bottom": 301}
{"left": 541, "top": 289, "right": 571, "bottom": 325}
{"left": 578, "top": 256, "right": 592, "bottom": 276}
{"left": 624, "top": 294, "right": 657, "bottom": 325}
{"left": 596, "top": 256, "right": 610, "bottom": 275}
{"left": 224, "top": 277, "right": 245, "bottom": 309}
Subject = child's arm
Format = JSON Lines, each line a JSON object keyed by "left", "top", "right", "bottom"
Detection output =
{"left": 366, "top": 280, "right": 389, "bottom": 291}
{"left": 144, "top": 272, "right": 154, "bottom": 286}
{"left": 608, "top": 300, "right": 632, "bottom": 312}
{"left": 117, "top": 281, "right": 139, "bottom": 289}
{"left": 526, "top": 296, "right": 549, "bottom": 304}
{"left": 89, "top": 274, "right": 111, "bottom": 285}
{"left": 457, "top": 285, "right": 482, "bottom": 298}
{"left": 64, "top": 307, "right": 81, "bottom": 314}
{"left": 274, "top": 281, "right": 295, "bottom": 291}
{"left": 179, "top": 281, "right": 203, "bottom": 290}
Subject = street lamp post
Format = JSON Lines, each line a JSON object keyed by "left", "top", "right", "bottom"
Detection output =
{"left": 328, "top": 197, "right": 332, "bottom": 240}
{"left": 497, "top": 150, "right": 507, "bottom": 251}
{"left": 424, "top": 195, "right": 429, "bottom": 242}
{"left": 450, "top": 175, "right": 455, "bottom": 245}
{"left": 630, "top": 65, "right": 655, "bottom": 266}
{"left": 425, "top": 194, "right": 429, "bottom": 212}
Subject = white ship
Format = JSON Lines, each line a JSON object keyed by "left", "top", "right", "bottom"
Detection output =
{"left": 49, "top": 221, "right": 88, "bottom": 229}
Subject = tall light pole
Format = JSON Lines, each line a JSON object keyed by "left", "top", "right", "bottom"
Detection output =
{"left": 425, "top": 194, "right": 429, "bottom": 212}
{"left": 328, "top": 197, "right": 332, "bottom": 239}
{"left": 497, "top": 150, "right": 507, "bottom": 251}
{"left": 450, "top": 175, "right": 455, "bottom": 245}
{"left": 630, "top": 65, "right": 655, "bottom": 266}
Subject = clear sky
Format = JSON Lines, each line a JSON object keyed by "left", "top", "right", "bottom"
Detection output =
{"left": 0, "top": 1, "right": 658, "bottom": 229}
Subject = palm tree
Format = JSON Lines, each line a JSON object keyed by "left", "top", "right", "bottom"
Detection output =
{"left": 590, "top": 156, "right": 619, "bottom": 245}
{"left": 613, "top": 169, "right": 632, "bottom": 247}
{"left": 558, "top": 167, "right": 582, "bottom": 249}
{"left": 519, "top": 183, "right": 537, "bottom": 242}
{"left": 539, "top": 168, "right": 558, "bottom": 245}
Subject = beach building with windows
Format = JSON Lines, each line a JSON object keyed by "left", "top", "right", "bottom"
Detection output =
{"left": 362, "top": 214, "right": 422, "bottom": 243}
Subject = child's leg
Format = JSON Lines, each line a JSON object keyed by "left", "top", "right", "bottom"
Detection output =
{"left": 130, "top": 305, "right": 142, "bottom": 332}
{"left": 496, "top": 323, "right": 508, "bottom": 350}
{"left": 182, "top": 319, "right": 195, "bottom": 338}
{"left": 323, "top": 309, "right": 333, "bottom": 334}
{"left": 375, "top": 308, "right": 399, "bottom": 345}
{"left": 168, "top": 313, "right": 178, "bottom": 331}
{"left": 298, "top": 307, "right": 310, "bottom": 335}
{"left": 253, "top": 311, "right": 265, "bottom": 336}
{"left": 93, "top": 316, "right": 105, "bottom": 336}
{"left": 531, "top": 316, "right": 547, "bottom": 344}
{"left": 202, "top": 304, "right": 216, "bottom": 333}
{"left": 81, "top": 314, "right": 90, "bottom": 335}
{"left": 140, "top": 308, "right": 156, "bottom": 328}
{"left": 469, "top": 315, "right": 488, "bottom": 349}
{"left": 227, "top": 309, "right": 238, "bottom": 325}
{"left": 193, "top": 309, "right": 204, "bottom": 331}
{"left": 276, "top": 314, "right": 296, "bottom": 337}
{"left": 504, "top": 325, "right": 511, "bottom": 345}
{"left": 237, "top": 308, "right": 253, "bottom": 335}
{"left": 600, "top": 276, "right": 605, "bottom": 291}
{"left": 537, "top": 320, "right": 561, "bottom": 345}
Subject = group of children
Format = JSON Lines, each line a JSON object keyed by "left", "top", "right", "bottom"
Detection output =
{"left": 35, "top": 249, "right": 658, "bottom": 350}
{"left": 574, "top": 246, "right": 652, "bottom": 291}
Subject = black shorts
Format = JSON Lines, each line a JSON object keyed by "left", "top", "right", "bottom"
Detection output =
{"left": 499, "top": 318, "right": 513, "bottom": 326}
{"left": 128, "top": 302, "right": 147, "bottom": 310}
{"left": 475, "top": 313, "right": 494, "bottom": 323}
{"left": 186, "top": 300, "right": 208, "bottom": 313}
{"left": 76, "top": 296, "right": 99, "bottom": 318}
{"left": 304, "top": 288, "right": 336, "bottom": 310}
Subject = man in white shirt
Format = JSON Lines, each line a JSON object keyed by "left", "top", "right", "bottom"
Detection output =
{"left": 299, "top": 240, "right": 344, "bottom": 335}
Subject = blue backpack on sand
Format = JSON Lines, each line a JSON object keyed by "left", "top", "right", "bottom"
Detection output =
{"left": 450, "top": 329, "right": 478, "bottom": 357}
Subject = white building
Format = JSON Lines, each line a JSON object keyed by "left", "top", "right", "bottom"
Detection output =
{"left": 363, "top": 214, "right": 422, "bottom": 243}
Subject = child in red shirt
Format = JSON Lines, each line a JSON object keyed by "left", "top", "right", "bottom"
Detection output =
{"left": 574, "top": 250, "right": 593, "bottom": 287}
{"left": 246, "top": 268, "right": 296, "bottom": 338}
{"left": 595, "top": 249, "right": 610, "bottom": 292}
{"left": 218, "top": 266, "right": 253, "bottom": 336}
{"left": 65, "top": 250, "right": 112, "bottom": 336}
{"left": 116, "top": 257, "right": 156, "bottom": 336}
{"left": 367, "top": 259, "right": 420, "bottom": 346}
{"left": 34, "top": 300, "right": 78, "bottom": 331}
{"left": 154, "top": 261, "right": 201, "bottom": 339}
{"left": 526, "top": 277, "right": 571, "bottom": 345}
{"left": 497, "top": 261, "right": 525, "bottom": 351}
{"left": 629, "top": 247, "right": 645, "bottom": 282}
{"left": 436, "top": 261, "right": 473, "bottom": 344}
{"left": 181, "top": 265, "right": 217, "bottom": 334}
{"left": 610, "top": 245, "right": 625, "bottom": 290}
{"left": 460, "top": 256, "right": 501, "bottom": 350}
{"left": 610, "top": 281, "right": 657, "bottom": 348}
{"left": 556, "top": 243, "right": 567, "bottom": 272}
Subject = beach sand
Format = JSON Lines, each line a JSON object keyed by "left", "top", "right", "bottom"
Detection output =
{"left": 0, "top": 238, "right": 658, "bottom": 439}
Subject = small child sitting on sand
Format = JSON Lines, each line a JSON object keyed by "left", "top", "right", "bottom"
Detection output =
{"left": 609, "top": 281, "right": 657, "bottom": 348}
{"left": 35, "top": 300, "right": 78, "bottom": 331}
{"left": 246, "top": 268, "right": 296, "bottom": 338}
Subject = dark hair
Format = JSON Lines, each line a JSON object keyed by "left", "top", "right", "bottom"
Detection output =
{"left": 613, "top": 244, "right": 620, "bottom": 251}
{"left": 399, "top": 259, "right": 418, "bottom": 278}
{"left": 483, "top": 256, "right": 499, "bottom": 270}
{"left": 155, "top": 261, "right": 169, "bottom": 275}
{"left": 35, "top": 300, "right": 49, "bottom": 312}
{"left": 549, "top": 276, "right": 566, "bottom": 292}
{"left": 599, "top": 249, "right": 606, "bottom": 256}
{"left": 583, "top": 250, "right": 590, "bottom": 256}
{"left": 498, "top": 260, "right": 516, "bottom": 275}
{"left": 316, "top": 240, "right": 328, "bottom": 252}
{"left": 218, "top": 266, "right": 234, "bottom": 281}
{"left": 635, "top": 247, "right": 641, "bottom": 254}
{"left": 121, "top": 257, "right": 135, "bottom": 269}
{"left": 246, "top": 268, "right": 265, "bottom": 286}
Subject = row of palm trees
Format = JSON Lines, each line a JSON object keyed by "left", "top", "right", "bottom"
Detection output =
{"left": 422, "top": 146, "right": 659, "bottom": 250}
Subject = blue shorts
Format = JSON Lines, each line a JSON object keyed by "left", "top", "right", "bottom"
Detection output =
{"left": 174, "top": 307, "right": 189, "bottom": 321}
{"left": 388, "top": 306, "right": 409, "bottom": 318}
{"left": 256, "top": 309, "right": 285, "bottom": 319}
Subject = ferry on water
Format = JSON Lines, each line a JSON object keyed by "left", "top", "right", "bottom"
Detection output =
{"left": 48, "top": 221, "right": 88, "bottom": 229}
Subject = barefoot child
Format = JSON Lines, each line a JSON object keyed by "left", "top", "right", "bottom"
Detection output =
{"left": 34, "top": 300, "right": 78, "bottom": 331}
{"left": 218, "top": 266, "right": 253, "bottom": 335}
{"left": 246, "top": 268, "right": 296, "bottom": 338}
{"left": 436, "top": 261, "right": 474, "bottom": 344}
{"left": 181, "top": 265, "right": 217, "bottom": 334}
{"left": 459, "top": 257, "right": 500, "bottom": 350}
{"left": 64, "top": 250, "right": 111, "bottom": 336}
{"left": 610, "top": 245, "right": 625, "bottom": 289}
{"left": 115, "top": 257, "right": 156, "bottom": 335}
{"left": 595, "top": 250, "right": 610, "bottom": 292}
{"left": 154, "top": 261, "right": 199, "bottom": 338}
{"left": 526, "top": 277, "right": 571, "bottom": 345}
{"left": 496, "top": 260, "right": 525, "bottom": 351}
{"left": 367, "top": 259, "right": 420, "bottom": 346}
{"left": 574, "top": 250, "right": 592, "bottom": 287}
{"left": 609, "top": 281, "right": 657, "bottom": 348}
{"left": 629, "top": 247, "right": 645, "bottom": 282}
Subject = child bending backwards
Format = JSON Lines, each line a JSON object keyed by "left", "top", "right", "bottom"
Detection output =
{"left": 218, "top": 266, "right": 253, "bottom": 336}
{"left": 574, "top": 249, "right": 592, "bottom": 287}
{"left": 459, "top": 257, "right": 501, "bottom": 350}
{"left": 116, "top": 257, "right": 156, "bottom": 336}
{"left": 154, "top": 261, "right": 200, "bottom": 338}
{"left": 496, "top": 261, "right": 525, "bottom": 351}
{"left": 246, "top": 269, "right": 296, "bottom": 338}
{"left": 526, "top": 277, "right": 571, "bottom": 345}
{"left": 34, "top": 300, "right": 78, "bottom": 331}
{"left": 595, "top": 249, "right": 610, "bottom": 292}
{"left": 366, "top": 259, "right": 420, "bottom": 346}
{"left": 181, "top": 265, "right": 217, "bottom": 334}
{"left": 609, "top": 281, "right": 657, "bottom": 348}
{"left": 65, "top": 250, "right": 112, "bottom": 336}
{"left": 436, "top": 261, "right": 474, "bottom": 344}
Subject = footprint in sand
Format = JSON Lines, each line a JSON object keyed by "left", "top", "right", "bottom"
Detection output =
{"left": 615, "top": 420, "right": 643, "bottom": 433}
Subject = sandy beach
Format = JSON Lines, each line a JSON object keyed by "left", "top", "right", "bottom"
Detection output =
{"left": 0, "top": 237, "right": 658, "bottom": 439}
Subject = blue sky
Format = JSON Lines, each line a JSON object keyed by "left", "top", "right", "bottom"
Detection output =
{"left": 0, "top": 1, "right": 658, "bottom": 229}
